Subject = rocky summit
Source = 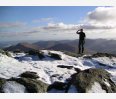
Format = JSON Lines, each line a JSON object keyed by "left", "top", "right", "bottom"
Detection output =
{"left": 0, "top": 49, "right": 116, "bottom": 93}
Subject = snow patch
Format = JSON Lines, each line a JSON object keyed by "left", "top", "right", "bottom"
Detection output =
{"left": 2, "top": 81, "right": 27, "bottom": 93}
{"left": 93, "top": 57, "right": 116, "bottom": 68}
{"left": 87, "top": 82, "right": 106, "bottom": 93}
{"left": 103, "top": 79, "right": 110, "bottom": 87}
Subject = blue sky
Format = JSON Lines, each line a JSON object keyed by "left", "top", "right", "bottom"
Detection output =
{"left": 0, "top": 6, "right": 96, "bottom": 23}
{"left": 0, "top": 6, "right": 116, "bottom": 42}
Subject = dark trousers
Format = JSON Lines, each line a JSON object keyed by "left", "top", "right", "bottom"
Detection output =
{"left": 78, "top": 40, "right": 85, "bottom": 54}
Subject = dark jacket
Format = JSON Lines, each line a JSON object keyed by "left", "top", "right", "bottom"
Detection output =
{"left": 77, "top": 32, "right": 86, "bottom": 40}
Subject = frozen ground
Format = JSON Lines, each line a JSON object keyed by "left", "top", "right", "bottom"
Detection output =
{"left": 0, "top": 50, "right": 116, "bottom": 93}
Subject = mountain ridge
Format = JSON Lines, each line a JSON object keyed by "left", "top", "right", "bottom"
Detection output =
{"left": 4, "top": 42, "right": 42, "bottom": 52}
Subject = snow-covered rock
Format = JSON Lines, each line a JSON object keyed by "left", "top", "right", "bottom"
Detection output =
{"left": 0, "top": 50, "right": 116, "bottom": 93}
{"left": 70, "top": 68, "right": 116, "bottom": 93}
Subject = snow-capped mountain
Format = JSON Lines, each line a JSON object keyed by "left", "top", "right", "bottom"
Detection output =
{"left": 0, "top": 49, "right": 116, "bottom": 93}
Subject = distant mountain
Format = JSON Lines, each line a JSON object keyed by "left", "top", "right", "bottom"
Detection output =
{"left": 4, "top": 42, "right": 42, "bottom": 52}
{"left": 34, "top": 41, "right": 59, "bottom": 49}
{"left": 34, "top": 39, "right": 116, "bottom": 54}
{"left": 3, "top": 39, "right": 116, "bottom": 54}
{"left": 48, "top": 43, "right": 76, "bottom": 52}
{"left": 34, "top": 40, "right": 96, "bottom": 54}
{"left": 84, "top": 39, "right": 116, "bottom": 54}
{"left": 34, "top": 40, "right": 70, "bottom": 49}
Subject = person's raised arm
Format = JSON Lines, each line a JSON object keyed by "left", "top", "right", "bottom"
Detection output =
{"left": 76, "top": 30, "right": 80, "bottom": 34}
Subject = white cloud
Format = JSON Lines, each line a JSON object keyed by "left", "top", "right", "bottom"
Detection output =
{"left": 29, "top": 7, "right": 116, "bottom": 40}
{"left": 2, "top": 7, "right": 116, "bottom": 32}
{"left": 1, "top": 7, "right": 116, "bottom": 41}
{"left": 33, "top": 17, "right": 53, "bottom": 23}
{"left": 32, "top": 7, "right": 116, "bottom": 33}
{"left": 0, "top": 22, "right": 26, "bottom": 28}
{"left": 33, "top": 22, "right": 115, "bottom": 33}
{"left": 42, "top": 22, "right": 79, "bottom": 31}
{"left": 85, "top": 7, "right": 116, "bottom": 27}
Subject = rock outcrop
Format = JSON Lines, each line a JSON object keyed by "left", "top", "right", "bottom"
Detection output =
{"left": 70, "top": 68, "right": 116, "bottom": 93}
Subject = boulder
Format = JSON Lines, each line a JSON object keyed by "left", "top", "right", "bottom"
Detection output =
{"left": 71, "top": 68, "right": 116, "bottom": 93}
{"left": 74, "top": 68, "right": 82, "bottom": 73}
{"left": 49, "top": 52, "right": 62, "bottom": 60}
{"left": 47, "top": 81, "right": 67, "bottom": 91}
{"left": 92, "top": 53, "right": 116, "bottom": 58}
{"left": 19, "top": 71, "right": 39, "bottom": 79}
{"left": 0, "top": 49, "right": 11, "bottom": 57}
{"left": 9, "top": 77, "right": 48, "bottom": 93}
{"left": 28, "top": 50, "right": 45, "bottom": 60}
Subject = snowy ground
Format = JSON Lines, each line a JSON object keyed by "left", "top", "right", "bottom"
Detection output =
{"left": 0, "top": 50, "right": 116, "bottom": 93}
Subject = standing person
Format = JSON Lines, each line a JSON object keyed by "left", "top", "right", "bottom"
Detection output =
{"left": 76, "top": 29, "right": 86, "bottom": 54}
